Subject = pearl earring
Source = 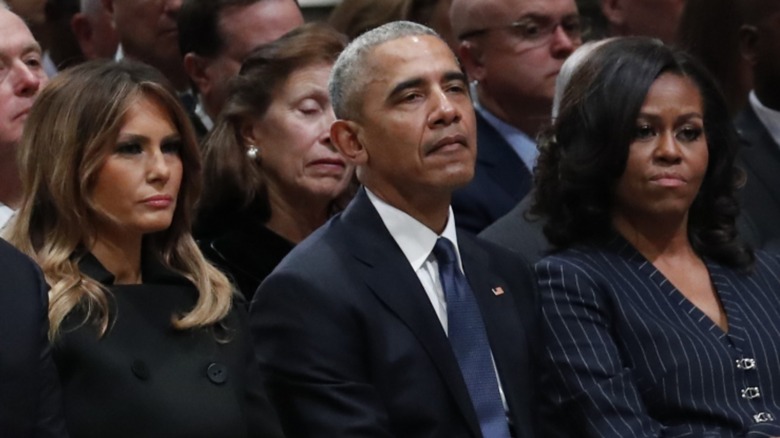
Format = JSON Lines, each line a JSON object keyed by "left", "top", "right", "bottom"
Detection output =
{"left": 247, "top": 145, "right": 259, "bottom": 161}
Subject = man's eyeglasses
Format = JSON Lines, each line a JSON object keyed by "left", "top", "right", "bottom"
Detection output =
{"left": 458, "top": 15, "right": 590, "bottom": 46}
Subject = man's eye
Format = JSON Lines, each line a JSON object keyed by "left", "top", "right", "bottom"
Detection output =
{"left": 25, "top": 57, "right": 42, "bottom": 68}
{"left": 520, "top": 22, "right": 542, "bottom": 38}
{"left": 402, "top": 93, "right": 423, "bottom": 102}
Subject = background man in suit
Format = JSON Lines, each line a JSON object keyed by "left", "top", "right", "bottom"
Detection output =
{"left": 447, "top": 0, "right": 582, "bottom": 233}
{"left": 0, "top": 237, "right": 67, "bottom": 437}
{"left": 735, "top": 0, "right": 780, "bottom": 249}
{"left": 0, "top": 3, "right": 48, "bottom": 230}
{"left": 179, "top": 0, "right": 303, "bottom": 129}
{"left": 480, "top": 39, "right": 612, "bottom": 265}
{"left": 250, "top": 21, "right": 540, "bottom": 437}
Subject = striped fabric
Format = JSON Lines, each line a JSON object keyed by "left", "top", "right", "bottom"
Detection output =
{"left": 536, "top": 235, "right": 780, "bottom": 437}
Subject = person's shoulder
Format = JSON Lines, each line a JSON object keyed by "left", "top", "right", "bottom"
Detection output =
{"left": 0, "top": 239, "right": 44, "bottom": 286}
{"left": 534, "top": 243, "right": 621, "bottom": 279}
{"left": 0, "top": 238, "right": 34, "bottom": 267}
{"left": 750, "top": 249, "right": 780, "bottom": 276}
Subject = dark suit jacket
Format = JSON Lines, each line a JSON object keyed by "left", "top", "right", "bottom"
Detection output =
{"left": 250, "top": 188, "right": 541, "bottom": 438}
{"left": 735, "top": 105, "right": 780, "bottom": 250}
{"left": 53, "top": 252, "right": 283, "bottom": 438}
{"left": 479, "top": 194, "right": 549, "bottom": 267}
{"left": 536, "top": 236, "right": 780, "bottom": 437}
{"left": 452, "top": 111, "right": 533, "bottom": 234}
{"left": 0, "top": 239, "right": 67, "bottom": 437}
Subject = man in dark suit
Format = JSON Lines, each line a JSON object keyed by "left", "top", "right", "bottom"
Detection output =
{"left": 447, "top": 0, "right": 583, "bottom": 233}
{"left": 735, "top": 0, "right": 780, "bottom": 249}
{"left": 0, "top": 238, "right": 67, "bottom": 437}
{"left": 250, "top": 21, "right": 540, "bottom": 438}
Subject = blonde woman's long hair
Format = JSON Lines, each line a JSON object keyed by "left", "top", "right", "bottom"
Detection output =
{"left": 5, "top": 60, "right": 234, "bottom": 340}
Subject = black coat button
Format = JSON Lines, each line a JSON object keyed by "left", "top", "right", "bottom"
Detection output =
{"left": 207, "top": 362, "right": 228, "bottom": 384}
{"left": 131, "top": 360, "right": 150, "bottom": 381}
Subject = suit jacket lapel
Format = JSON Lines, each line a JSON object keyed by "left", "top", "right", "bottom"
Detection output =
{"left": 339, "top": 190, "right": 482, "bottom": 437}
{"left": 459, "top": 232, "right": 533, "bottom": 427}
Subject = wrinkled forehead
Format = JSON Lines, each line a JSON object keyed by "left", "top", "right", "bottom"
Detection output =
{"left": 469, "top": 0, "right": 578, "bottom": 27}
{"left": 365, "top": 35, "right": 459, "bottom": 80}
{"left": 0, "top": 9, "right": 40, "bottom": 54}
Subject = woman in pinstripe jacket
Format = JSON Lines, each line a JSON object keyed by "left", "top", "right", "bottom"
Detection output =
{"left": 532, "top": 37, "right": 780, "bottom": 437}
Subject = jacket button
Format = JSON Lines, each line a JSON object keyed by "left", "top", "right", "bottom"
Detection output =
{"left": 207, "top": 362, "right": 228, "bottom": 385}
{"left": 131, "top": 360, "right": 150, "bottom": 381}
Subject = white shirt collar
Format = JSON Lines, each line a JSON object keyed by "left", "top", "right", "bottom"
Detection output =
{"left": 0, "top": 202, "right": 15, "bottom": 231}
{"left": 195, "top": 96, "right": 214, "bottom": 131}
{"left": 749, "top": 90, "right": 780, "bottom": 147}
{"left": 365, "top": 188, "right": 462, "bottom": 272}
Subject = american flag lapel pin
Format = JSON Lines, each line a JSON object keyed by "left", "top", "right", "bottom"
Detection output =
{"left": 492, "top": 286, "right": 505, "bottom": 296}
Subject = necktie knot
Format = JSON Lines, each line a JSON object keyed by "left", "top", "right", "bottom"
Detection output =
{"left": 433, "top": 238, "right": 457, "bottom": 267}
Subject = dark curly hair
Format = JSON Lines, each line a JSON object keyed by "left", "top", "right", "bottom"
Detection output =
{"left": 531, "top": 37, "right": 754, "bottom": 271}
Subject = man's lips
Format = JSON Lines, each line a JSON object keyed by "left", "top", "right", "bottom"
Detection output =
{"left": 427, "top": 134, "right": 468, "bottom": 154}
{"left": 13, "top": 107, "right": 31, "bottom": 121}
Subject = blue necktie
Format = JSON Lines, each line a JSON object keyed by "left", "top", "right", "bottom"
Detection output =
{"left": 433, "top": 238, "right": 511, "bottom": 438}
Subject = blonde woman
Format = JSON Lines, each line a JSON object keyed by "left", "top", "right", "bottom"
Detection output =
{"left": 5, "top": 60, "right": 283, "bottom": 438}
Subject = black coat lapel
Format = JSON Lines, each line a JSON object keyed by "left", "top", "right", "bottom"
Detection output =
{"left": 339, "top": 189, "right": 482, "bottom": 437}
{"left": 459, "top": 232, "right": 535, "bottom": 428}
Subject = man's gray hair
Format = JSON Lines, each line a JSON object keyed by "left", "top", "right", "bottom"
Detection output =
{"left": 329, "top": 20, "right": 439, "bottom": 120}
{"left": 0, "top": 1, "right": 9, "bottom": 10}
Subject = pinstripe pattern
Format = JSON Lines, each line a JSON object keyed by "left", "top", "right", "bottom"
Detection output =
{"left": 536, "top": 235, "right": 780, "bottom": 437}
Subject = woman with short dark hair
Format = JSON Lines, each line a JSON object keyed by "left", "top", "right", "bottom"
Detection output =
{"left": 534, "top": 37, "right": 780, "bottom": 436}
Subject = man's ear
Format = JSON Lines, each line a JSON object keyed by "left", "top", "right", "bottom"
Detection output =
{"left": 70, "top": 13, "right": 95, "bottom": 59}
{"left": 600, "top": 0, "right": 625, "bottom": 28}
{"left": 331, "top": 119, "right": 368, "bottom": 166}
{"left": 183, "top": 53, "right": 212, "bottom": 96}
{"left": 739, "top": 25, "right": 760, "bottom": 67}
{"left": 457, "top": 41, "right": 486, "bottom": 82}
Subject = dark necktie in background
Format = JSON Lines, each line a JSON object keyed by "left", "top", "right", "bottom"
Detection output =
{"left": 433, "top": 238, "right": 511, "bottom": 438}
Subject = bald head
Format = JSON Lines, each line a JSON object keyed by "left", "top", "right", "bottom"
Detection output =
{"left": 450, "top": 0, "right": 503, "bottom": 40}
{"left": 448, "top": 0, "right": 580, "bottom": 135}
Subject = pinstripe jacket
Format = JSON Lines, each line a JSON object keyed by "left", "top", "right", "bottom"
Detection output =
{"left": 536, "top": 235, "right": 780, "bottom": 437}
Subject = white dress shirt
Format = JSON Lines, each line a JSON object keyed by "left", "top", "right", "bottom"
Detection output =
{"left": 366, "top": 188, "right": 460, "bottom": 332}
{"left": 365, "top": 188, "right": 509, "bottom": 410}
